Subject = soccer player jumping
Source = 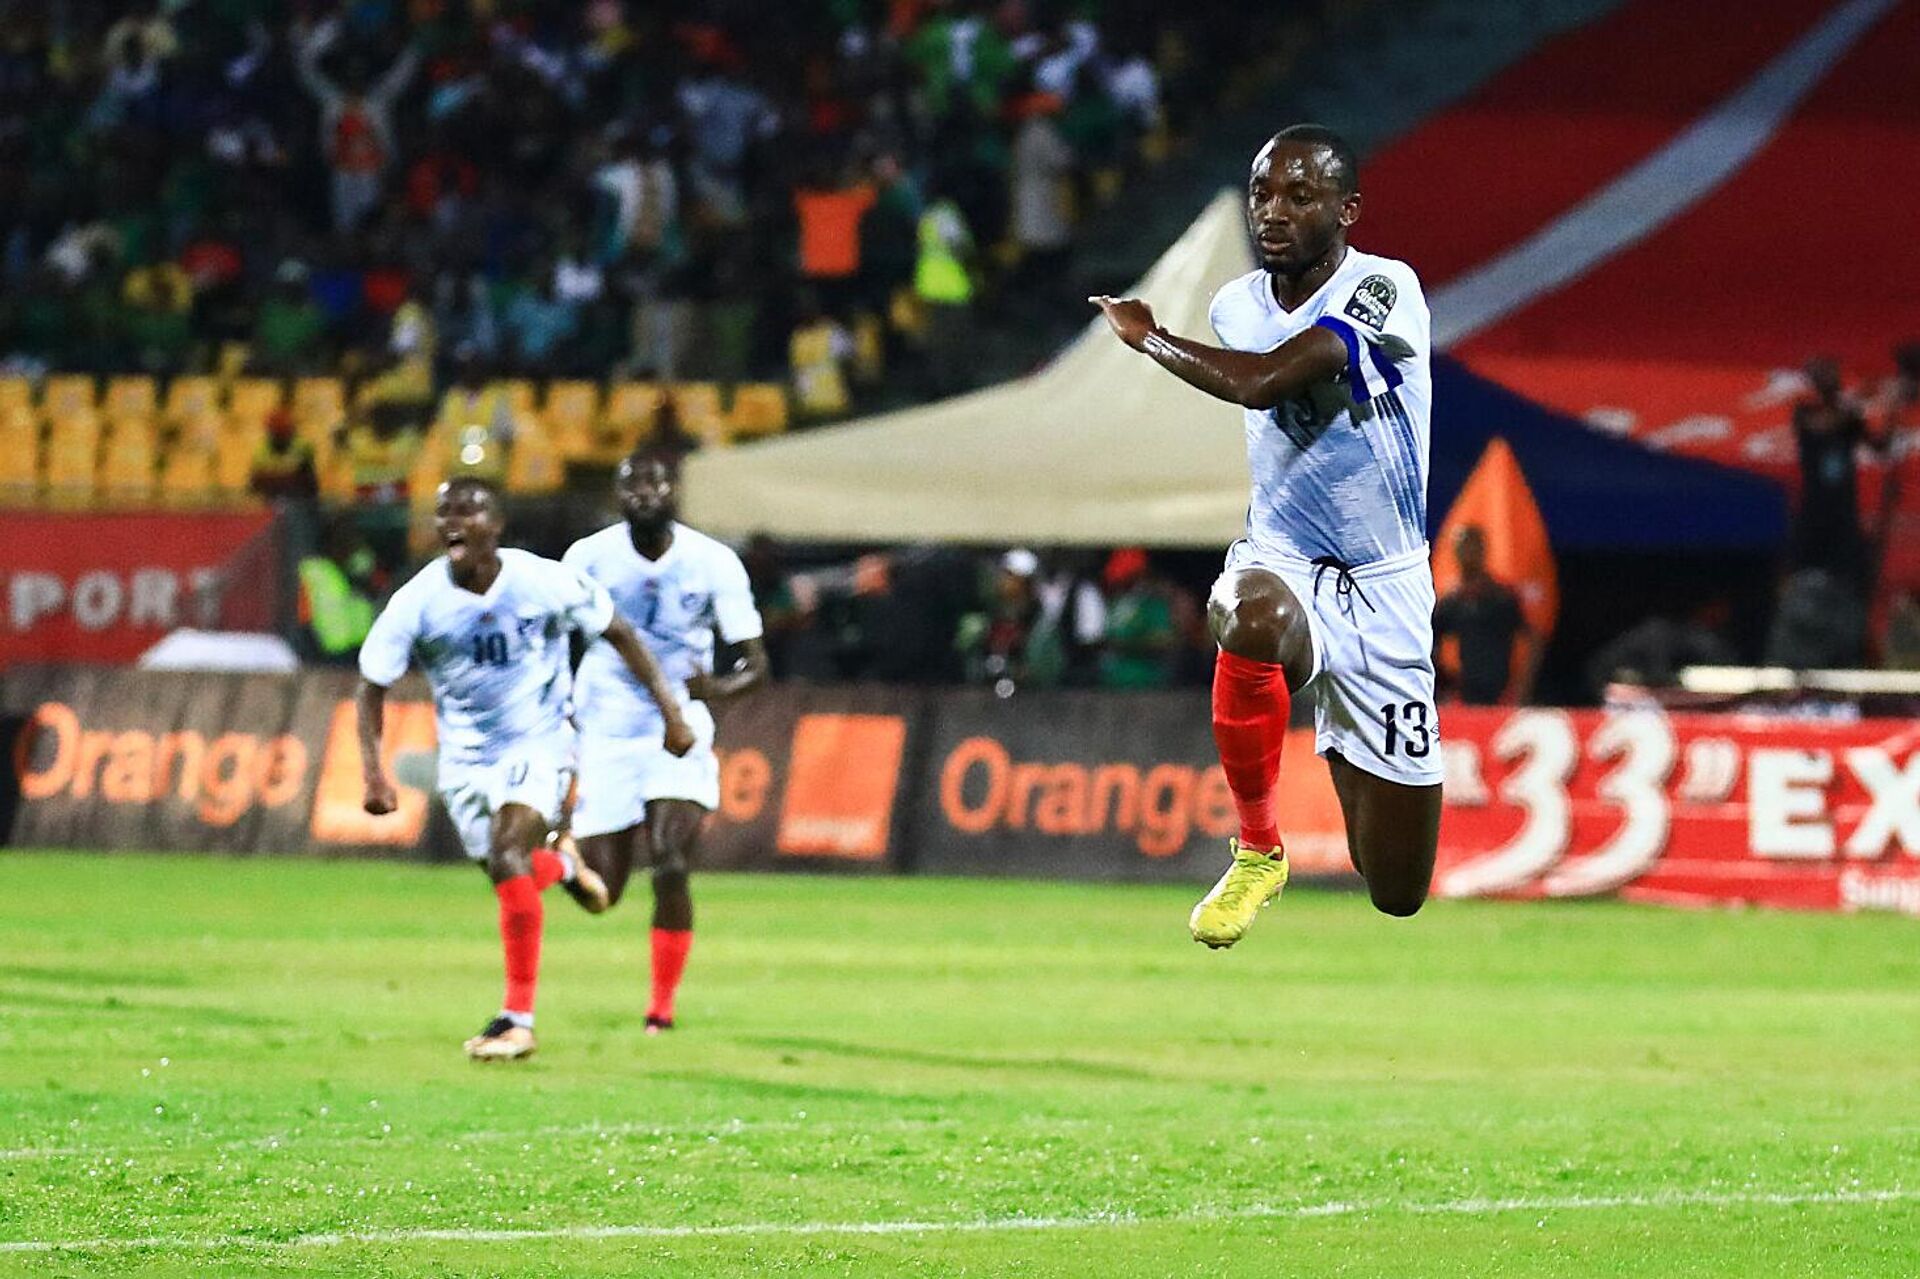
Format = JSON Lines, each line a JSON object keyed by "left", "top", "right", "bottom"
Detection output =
{"left": 1091, "top": 124, "right": 1443, "bottom": 945}
{"left": 357, "top": 477, "right": 695, "bottom": 1060}
{"left": 559, "top": 446, "right": 768, "bottom": 1034}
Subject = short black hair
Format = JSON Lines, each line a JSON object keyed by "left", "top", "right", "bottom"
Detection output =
{"left": 1270, "top": 123, "right": 1359, "bottom": 195}
{"left": 441, "top": 474, "right": 501, "bottom": 505}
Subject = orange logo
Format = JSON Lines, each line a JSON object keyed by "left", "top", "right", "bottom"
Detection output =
{"left": 776, "top": 714, "right": 907, "bottom": 859}
{"left": 309, "top": 699, "right": 438, "bottom": 845}
{"left": 13, "top": 701, "right": 307, "bottom": 826}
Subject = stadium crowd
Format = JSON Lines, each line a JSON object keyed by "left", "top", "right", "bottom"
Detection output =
{"left": 0, "top": 0, "right": 1312, "bottom": 413}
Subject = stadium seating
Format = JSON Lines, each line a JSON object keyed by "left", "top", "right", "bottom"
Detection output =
{"left": 162, "top": 376, "right": 221, "bottom": 428}
{"left": 103, "top": 376, "right": 159, "bottom": 423}
{"left": 42, "top": 412, "right": 102, "bottom": 508}
{"left": 0, "top": 410, "right": 39, "bottom": 504}
{"left": 158, "top": 441, "right": 215, "bottom": 508}
{"left": 506, "top": 430, "right": 566, "bottom": 495}
{"left": 668, "top": 383, "right": 727, "bottom": 445}
{"left": 2, "top": 372, "right": 794, "bottom": 509}
{"left": 727, "top": 383, "right": 790, "bottom": 440}
{"left": 229, "top": 377, "right": 285, "bottom": 424}
{"left": 542, "top": 380, "right": 601, "bottom": 458}
{"left": 292, "top": 377, "right": 346, "bottom": 431}
{"left": 0, "top": 376, "right": 33, "bottom": 417}
{"left": 100, "top": 419, "right": 159, "bottom": 506}
{"left": 42, "top": 374, "right": 97, "bottom": 421}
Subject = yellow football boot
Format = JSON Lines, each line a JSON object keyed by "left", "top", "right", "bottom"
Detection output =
{"left": 1188, "top": 840, "right": 1289, "bottom": 948}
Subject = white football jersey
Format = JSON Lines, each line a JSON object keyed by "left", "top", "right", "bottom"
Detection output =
{"left": 1208, "top": 247, "right": 1431, "bottom": 566}
{"left": 563, "top": 521, "right": 763, "bottom": 738}
{"left": 358, "top": 548, "right": 615, "bottom": 766}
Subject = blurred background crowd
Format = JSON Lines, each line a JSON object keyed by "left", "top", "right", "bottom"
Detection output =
{"left": 3, "top": 0, "right": 1916, "bottom": 707}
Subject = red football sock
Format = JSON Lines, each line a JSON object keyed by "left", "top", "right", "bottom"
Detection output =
{"left": 495, "top": 875, "right": 543, "bottom": 1016}
{"left": 1211, "top": 649, "right": 1290, "bottom": 851}
{"left": 648, "top": 928, "right": 693, "bottom": 1022}
{"left": 530, "top": 846, "right": 567, "bottom": 891}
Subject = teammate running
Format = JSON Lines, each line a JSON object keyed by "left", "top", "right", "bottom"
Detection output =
{"left": 357, "top": 476, "right": 695, "bottom": 1060}
{"left": 1090, "top": 124, "right": 1443, "bottom": 946}
{"left": 560, "top": 446, "right": 768, "bottom": 1034}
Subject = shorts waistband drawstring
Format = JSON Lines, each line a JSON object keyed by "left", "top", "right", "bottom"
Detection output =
{"left": 1309, "top": 555, "right": 1377, "bottom": 615}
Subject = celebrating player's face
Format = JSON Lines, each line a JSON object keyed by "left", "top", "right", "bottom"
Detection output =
{"left": 434, "top": 482, "right": 501, "bottom": 567}
{"left": 1247, "top": 141, "right": 1356, "bottom": 275}
{"left": 617, "top": 458, "right": 677, "bottom": 531}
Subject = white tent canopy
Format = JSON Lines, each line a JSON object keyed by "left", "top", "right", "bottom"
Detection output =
{"left": 681, "top": 191, "right": 1256, "bottom": 547}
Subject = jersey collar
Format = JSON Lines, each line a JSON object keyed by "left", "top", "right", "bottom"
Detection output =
{"left": 1262, "top": 245, "right": 1351, "bottom": 317}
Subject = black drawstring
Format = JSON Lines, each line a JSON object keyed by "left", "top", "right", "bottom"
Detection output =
{"left": 1310, "top": 555, "right": 1376, "bottom": 613}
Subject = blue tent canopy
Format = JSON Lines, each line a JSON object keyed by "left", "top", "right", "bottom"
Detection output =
{"left": 1427, "top": 356, "right": 1789, "bottom": 552}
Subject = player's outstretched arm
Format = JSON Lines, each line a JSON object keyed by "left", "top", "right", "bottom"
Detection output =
{"left": 1089, "top": 295, "right": 1347, "bottom": 410}
{"left": 601, "top": 615, "right": 697, "bottom": 757}
{"left": 356, "top": 679, "right": 398, "bottom": 815}
{"left": 687, "top": 637, "right": 770, "bottom": 706}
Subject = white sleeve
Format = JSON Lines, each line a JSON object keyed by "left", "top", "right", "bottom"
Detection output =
{"left": 1316, "top": 264, "right": 1427, "bottom": 404}
{"left": 560, "top": 565, "right": 616, "bottom": 640}
{"left": 711, "top": 547, "right": 765, "bottom": 644}
{"left": 357, "top": 585, "right": 420, "bottom": 686}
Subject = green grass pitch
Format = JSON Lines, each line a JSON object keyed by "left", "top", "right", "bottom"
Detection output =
{"left": 2, "top": 852, "right": 1917, "bottom": 1277}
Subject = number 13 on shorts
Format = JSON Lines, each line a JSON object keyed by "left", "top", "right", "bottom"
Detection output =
{"left": 1380, "top": 700, "right": 1433, "bottom": 757}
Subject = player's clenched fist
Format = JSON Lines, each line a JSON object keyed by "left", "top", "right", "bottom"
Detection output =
{"left": 663, "top": 717, "right": 697, "bottom": 758}
{"left": 363, "top": 773, "right": 398, "bottom": 815}
{"left": 1089, "top": 295, "right": 1158, "bottom": 351}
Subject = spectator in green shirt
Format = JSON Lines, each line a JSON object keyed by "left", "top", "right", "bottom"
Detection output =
{"left": 1099, "top": 547, "right": 1177, "bottom": 689}
{"left": 253, "top": 261, "right": 329, "bottom": 375}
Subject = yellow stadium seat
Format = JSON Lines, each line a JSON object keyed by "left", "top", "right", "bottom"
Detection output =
{"left": 42, "top": 437, "right": 99, "bottom": 508}
{"left": 174, "top": 409, "right": 225, "bottom": 455}
{"left": 212, "top": 434, "right": 255, "bottom": 497}
{"left": 542, "top": 380, "right": 601, "bottom": 456}
{"left": 160, "top": 446, "right": 218, "bottom": 508}
{"left": 46, "top": 409, "right": 102, "bottom": 456}
{"left": 0, "top": 376, "right": 33, "bottom": 416}
{"left": 500, "top": 379, "right": 538, "bottom": 420}
{"left": 100, "top": 428, "right": 158, "bottom": 506}
{"left": 506, "top": 432, "right": 565, "bottom": 495}
{"left": 41, "top": 374, "right": 95, "bottom": 421}
{"left": 103, "top": 375, "right": 159, "bottom": 422}
{"left": 605, "top": 381, "right": 662, "bottom": 435}
{"left": 727, "top": 383, "right": 789, "bottom": 440}
{"left": 667, "top": 382, "right": 726, "bottom": 445}
{"left": 229, "top": 377, "right": 285, "bottom": 423}
{"left": 163, "top": 375, "right": 221, "bottom": 426}
{"left": 293, "top": 376, "right": 345, "bottom": 426}
{"left": 0, "top": 412, "right": 39, "bottom": 504}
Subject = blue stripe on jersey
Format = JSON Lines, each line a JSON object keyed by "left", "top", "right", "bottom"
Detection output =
{"left": 1365, "top": 339, "right": 1405, "bottom": 392}
{"left": 1380, "top": 391, "right": 1428, "bottom": 532}
{"left": 1372, "top": 399, "right": 1421, "bottom": 534}
{"left": 1312, "top": 316, "right": 1371, "bottom": 404}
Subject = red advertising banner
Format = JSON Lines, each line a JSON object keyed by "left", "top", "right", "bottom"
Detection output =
{"left": 1, "top": 511, "right": 278, "bottom": 668}
{"left": 1432, "top": 707, "right": 1920, "bottom": 915}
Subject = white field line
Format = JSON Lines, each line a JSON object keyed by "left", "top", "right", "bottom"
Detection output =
{"left": 2, "top": 1186, "right": 1914, "bottom": 1254}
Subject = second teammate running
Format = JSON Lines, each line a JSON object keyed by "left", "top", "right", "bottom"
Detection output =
{"left": 562, "top": 446, "right": 769, "bottom": 1033}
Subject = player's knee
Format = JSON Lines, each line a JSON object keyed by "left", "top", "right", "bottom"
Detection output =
{"left": 1368, "top": 883, "right": 1427, "bottom": 918}
{"left": 652, "top": 861, "right": 689, "bottom": 892}
{"left": 1211, "top": 588, "right": 1300, "bottom": 663}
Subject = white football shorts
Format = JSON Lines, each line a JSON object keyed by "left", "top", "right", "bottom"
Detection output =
{"left": 571, "top": 699, "right": 719, "bottom": 837}
{"left": 437, "top": 732, "right": 575, "bottom": 863}
{"left": 1220, "top": 541, "right": 1442, "bottom": 787}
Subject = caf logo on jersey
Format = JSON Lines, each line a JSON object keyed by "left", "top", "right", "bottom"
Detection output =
{"left": 1344, "top": 274, "right": 1396, "bottom": 331}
